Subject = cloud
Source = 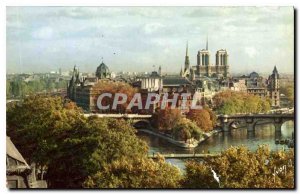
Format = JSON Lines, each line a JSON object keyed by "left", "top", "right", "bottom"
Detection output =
{"left": 144, "top": 23, "right": 164, "bottom": 34}
{"left": 6, "top": 7, "right": 294, "bottom": 74}
{"left": 31, "top": 27, "right": 54, "bottom": 39}
{"left": 244, "top": 47, "right": 257, "bottom": 58}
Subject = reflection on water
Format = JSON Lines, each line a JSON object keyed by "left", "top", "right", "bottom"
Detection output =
{"left": 138, "top": 121, "right": 294, "bottom": 170}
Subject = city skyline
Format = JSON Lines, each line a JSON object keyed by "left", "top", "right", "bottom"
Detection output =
{"left": 7, "top": 7, "right": 294, "bottom": 74}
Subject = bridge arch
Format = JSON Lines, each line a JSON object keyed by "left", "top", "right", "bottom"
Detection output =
{"left": 219, "top": 114, "right": 294, "bottom": 133}
{"left": 222, "top": 118, "right": 248, "bottom": 132}
{"left": 133, "top": 120, "right": 151, "bottom": 129}
{"left": 252, "top": 119, "right": 276, "bottom": 132}
{"left": 281, "top": 119, "right": 294, "bottom": 132}
{"left": 227, "top": 120, "right": 241, "bottom": 130}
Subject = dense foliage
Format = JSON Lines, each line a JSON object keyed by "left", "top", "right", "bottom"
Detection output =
{"left": 83, "top": 155, "right": 181, "bottom": 188}
{"left": 213, "top": 90, "right": 271, "bottom": 114}
{"left": 6, "top": 95, "right": 181, "bottom": 188}
{"left": 151, "top": 107, "right": 216, "bottom": 140}
{"left": 6, "top": 95, "right": 294, "bottom": 189}
{"left": 151, "top": 108, "right": 182, "bottom": 133}
{"left": 172, "top": 118, "right": 203, "bottom": 141}
{"left": 280, "top": 83, "right": 294, "bottom": 107}
{"left": 186, "top": 109, "right": 214, "bottom": 132}
{"left": 6, "top": 78, "right": 68, "bottom": 98}
{"left": 92, "top": 80, "right": 137, "bottom": 113}
{"left": 182, "top": 145, "right": 294, "bottom": 188}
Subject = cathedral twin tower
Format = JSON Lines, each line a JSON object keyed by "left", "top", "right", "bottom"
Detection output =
{"left": 181, "top": 39, "right": 230, "bottom": 79}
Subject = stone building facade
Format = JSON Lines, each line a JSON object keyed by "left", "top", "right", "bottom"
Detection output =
{"left": 267, "top": 66, "right": 280, "bottom": 107}
{"left": 181, "top": 41, "right": 230, "bottom": 79}
{"left": 67, "top": 61, "right": 113, "bottom": 112}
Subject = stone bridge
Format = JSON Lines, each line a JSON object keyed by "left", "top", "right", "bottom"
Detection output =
{"left": 218, "top": 113, "right": 294, "bottom": 132}
{"left": 83, "top": 113, "right": 152, "bottom": 128}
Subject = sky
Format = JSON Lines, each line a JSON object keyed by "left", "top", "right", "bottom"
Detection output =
{"left": 6, "top": 6, "right": 294, "bottom": 75}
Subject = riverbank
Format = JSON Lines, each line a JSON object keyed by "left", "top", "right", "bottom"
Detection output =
{"left": 138, "top": 128, "right": 221, "bottom": 148}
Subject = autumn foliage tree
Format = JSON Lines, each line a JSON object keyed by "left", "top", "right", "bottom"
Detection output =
{"left": 182, "top": 145, "right": 294, "bottom": 188}
{"left": 151, "top": 108, "right": 182, "bottom": 133}
{"left": 92, "top": 80, "right": 138, "bottom": 113}
{"left": 7, "top": 95, "right": 181, "bottom": 188}
{"left": 204, "top": 106, "right": 217, "bottom": 127}
{"left": 212, "top": 90, "right": 271, "bottom": 114}
{"left": 186, "top": 109, "right": 214, "bottom": 132}
{"left": 83, "top": 156, "right": 182, "bottom": 188}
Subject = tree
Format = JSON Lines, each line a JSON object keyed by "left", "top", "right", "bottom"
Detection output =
{"left": 212, "top": 90, "right": 235, "bottom": 109}
{"left": 6, "top": 81, "right": 12, "bottom": 98}
{"left": 172, "top": 118, "right": 202, "bottom": 141}
{"left": 186, "top": 109, "right": 213, "bottom": 132}
{"left": 83, "top": 156, "right": 182, "bottom": 188}
{"left": 91, "top": 80, "right": 138, "bottom": 113}
{"left": 182, "top": 161, "right": 219, "bottom": 188}
{"left": 182, "top": 145, "right": 294, "bottom": 188}
{"left": 204, "top": 106, "right": 217, "bottom": 127}
{"left": 213, "top": 90, "right": 271, "bottom": 114}
{"left": 7, "top": 95, "right": 182, "bottom": 188}
{"left": 151, "top": 108, "right": 182, "bottom": 133}
{"left": 280, "top": 83, "right": 294, "bottom": 106}
{"left": 45, "top": 116, "right": 150, "bottom": 188}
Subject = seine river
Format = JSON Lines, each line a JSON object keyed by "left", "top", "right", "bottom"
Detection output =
{"left": 137, "top": 121, "right": 294, "bottom": 171}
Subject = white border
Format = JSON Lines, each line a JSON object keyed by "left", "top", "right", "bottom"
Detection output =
{"left": 1, "top": 0, "right": 298, "bottom": 194}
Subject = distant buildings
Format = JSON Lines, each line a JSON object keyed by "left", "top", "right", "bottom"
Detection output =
{"left": 267, "top": 66, "right": 280, "bottom": 107}
{"left": 67, "top": 61, "right": 114, "bottom": 112}
{"left": 96, "top": 62, "right": 111, "bottom": 79}
{"left": 136, "top": 71, "right": 162, "bottom": 92}
{"left": 67, "top": 42, "right": 283, "bottom": 112}
{"left": 231, "top": 66, "right": 281, "bottom": 107}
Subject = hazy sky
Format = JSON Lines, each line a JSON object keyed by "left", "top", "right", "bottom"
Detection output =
{"left": 6, "top": 6, "right": 294, "bottom": 74}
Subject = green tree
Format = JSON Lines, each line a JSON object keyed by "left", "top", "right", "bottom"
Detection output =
{"left": 280, "top": 83, "right": 294, "bottom": 106}
{"left": 172, "top": 118, "right": 202, "bottom": 141}
{"left": 6, "top": 81, "right": 11, "bottom": 98}
{"left": 7, "top": 95, "right": 182, "bottom": 188}
{"left": 213, "top": 91, "right": 271, "bottom": 114}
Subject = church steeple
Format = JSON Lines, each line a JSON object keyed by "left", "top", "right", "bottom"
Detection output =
{"left": 186, "top": 41, "right": 189, "bottom": 56}
{"left": 273, "top": 65, "right": 278, "bottom": 74}
{"left": 184, "top": 41, "right": 190, "bottom": 71}
{"left": 180, "top": 66, "right": 183, "bottom": 77}
{"left": 272, "top": 65, "right": 279, "bottom": 79}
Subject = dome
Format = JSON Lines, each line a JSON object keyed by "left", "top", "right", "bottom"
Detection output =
{"left": 96, "top": 62, "right": 111, "bottom": 79}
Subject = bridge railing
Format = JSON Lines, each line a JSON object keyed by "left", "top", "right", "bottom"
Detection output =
{"left": 83, "top": 113, "right": 152, "bottom": 118}
{"left": 148, "top": 153, "right": 220, "bottom": 159}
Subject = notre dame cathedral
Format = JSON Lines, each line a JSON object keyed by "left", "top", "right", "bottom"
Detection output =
{"left": 180, "top": 40, "right": 230, "bottom": 79}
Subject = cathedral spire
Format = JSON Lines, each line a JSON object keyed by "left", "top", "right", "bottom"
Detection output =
{"left": 184, "top": 42, "right": 190, "bottom": 71}
{"left": 273, "top": 65, "right": 278, "bottom": 74}
{"left": 186, "top": 41, "right": 189, "bottom": 56}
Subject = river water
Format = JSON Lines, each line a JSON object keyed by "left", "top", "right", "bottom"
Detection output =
{"left": 137, "top": 121, "right": 294, "bottom": 171}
